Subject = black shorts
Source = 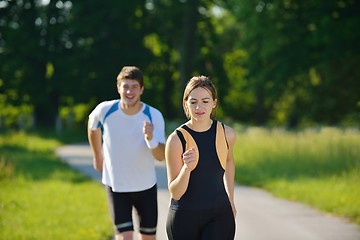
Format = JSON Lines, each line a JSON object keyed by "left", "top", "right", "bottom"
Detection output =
{"left": 166, "top": 205, "right": 235, "bottom": 240}
{"left": 106, "top": 184, "right": 158, "bottom": 235}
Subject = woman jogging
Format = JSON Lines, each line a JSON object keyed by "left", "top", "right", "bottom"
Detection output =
{"left": 165, "top": 75, "right": 237, "bottom": 240}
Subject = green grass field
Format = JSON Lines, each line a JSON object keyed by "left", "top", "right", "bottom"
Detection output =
{"left": 233, "top": 126, "right": 360, "bottom": 224}
{"left": 0, "top": 130, "right": 113, "bottom": 240}
{"left": 0, "top": 126, "right": 359, "bottom": 239}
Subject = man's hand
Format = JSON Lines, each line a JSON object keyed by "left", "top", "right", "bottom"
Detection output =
{"left": 93, "top": 156, "right": 103, "bottom": 172}
{"left": 143, "top": 121, "right": 154, "bottom": 140}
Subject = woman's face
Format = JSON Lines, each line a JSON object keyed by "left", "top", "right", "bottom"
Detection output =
{"left": 185, "top": 87, "right": 216, "bottom": 121}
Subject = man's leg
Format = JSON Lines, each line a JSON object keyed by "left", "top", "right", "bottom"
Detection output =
{"left": 106, "top": 186, "right": 135, "bottom": 240}
{"left": 115, "top": 231, "right": 133, "bottom": 240}
{"left": 132, "top": 184, "right": 158, "bottom": 240}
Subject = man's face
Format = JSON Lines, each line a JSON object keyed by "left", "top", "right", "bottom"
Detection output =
{"left": 117, "top": 79, "right": 143, "bottom": 108}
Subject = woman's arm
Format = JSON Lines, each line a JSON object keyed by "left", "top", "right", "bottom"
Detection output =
{"left": 224, "top": 125, "right": 237, "bottom": 218}
{"left": 166, "top": 131, "right": 196, "bottom": 200}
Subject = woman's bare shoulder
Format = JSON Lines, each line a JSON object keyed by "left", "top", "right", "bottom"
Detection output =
{"left": 223, "top": 123, "right": 236, "bottom": 145}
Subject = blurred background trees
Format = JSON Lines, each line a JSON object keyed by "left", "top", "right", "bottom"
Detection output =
{"left": 0, "top": 0, "right": 359, "bottom": 130}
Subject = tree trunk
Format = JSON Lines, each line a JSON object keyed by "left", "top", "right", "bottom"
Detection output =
{"left": 178, "top": 0, "right": 200, "bottom": 117}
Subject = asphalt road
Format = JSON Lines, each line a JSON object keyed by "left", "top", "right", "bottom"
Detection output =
{"left": 56, "top": 144, "right": 360, "bottom": 240}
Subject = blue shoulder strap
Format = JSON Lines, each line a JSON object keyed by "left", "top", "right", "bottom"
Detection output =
{"left": 142, "top": 104, "right": 153, "bottom": 123}
{"left": 97, "top": 100, "right": 120, "bottom": 129}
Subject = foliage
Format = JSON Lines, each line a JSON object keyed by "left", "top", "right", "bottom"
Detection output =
{"left": 0, "top": 0, "right": 359, "bottom": 128}
{"left": 0, "top": 0, "right": 74, "bottom": 126}
{"left": 224, "top": 0, "right": 360, "bottom": 126}
{"left": 0, "top": 96, "right": 33, "bottom": 129}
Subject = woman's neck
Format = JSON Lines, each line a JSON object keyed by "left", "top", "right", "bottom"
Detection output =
{"left": 186, "top": 119, "right": 213, "bottom": 132}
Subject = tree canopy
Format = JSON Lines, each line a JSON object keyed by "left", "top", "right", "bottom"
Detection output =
{"left": 0, "top": 0, "right": 359, "bottom": 129}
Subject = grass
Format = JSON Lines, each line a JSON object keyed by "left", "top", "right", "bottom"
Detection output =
{"left": 0, "top": 130, "right": 113, "bottom": 240}
{"left": 233, "top": 126, "right": 360, "bottom": 224}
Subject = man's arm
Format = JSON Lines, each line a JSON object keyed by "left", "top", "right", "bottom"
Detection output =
{"left": 87, "top": 120, "right": 103, "bottom": 172}
{"left": 151, "top": 143, "right": 165, "bottom": 161}
{"left": 143, "top": 121, "right": 165, "bottom": 161}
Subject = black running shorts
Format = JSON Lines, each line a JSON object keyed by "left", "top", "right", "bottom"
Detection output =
{"left": 106, "top": 184, "right": 158, "bottom": 235}
{"left": 166, "top": 205, "right": 235, "bottom": 240}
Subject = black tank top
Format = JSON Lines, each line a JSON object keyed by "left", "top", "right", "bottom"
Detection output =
{"left": 170, "top": 120, "right": 231, "bottom": 210}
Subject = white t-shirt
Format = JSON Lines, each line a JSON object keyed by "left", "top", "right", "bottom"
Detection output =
{"left": 88, "top": 100, "right": 165, "bottom": 192}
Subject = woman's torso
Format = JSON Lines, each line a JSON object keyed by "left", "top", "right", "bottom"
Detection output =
{"left": 170, "top": 120, "right": 230, "bottom": 210}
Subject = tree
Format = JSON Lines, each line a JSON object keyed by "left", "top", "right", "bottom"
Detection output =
{"left": 0, "top": 0, "right": 72, "bottom": 127}
{"left": 224, "top": 0, "right": 360, "bottom": 126}
{"left": 146, "top": 0, "right": 233, "bottom": 119}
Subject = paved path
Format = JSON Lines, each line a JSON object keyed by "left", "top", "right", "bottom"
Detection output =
{"left": 56, "top": 143, "right": 360, "bottom": 240}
